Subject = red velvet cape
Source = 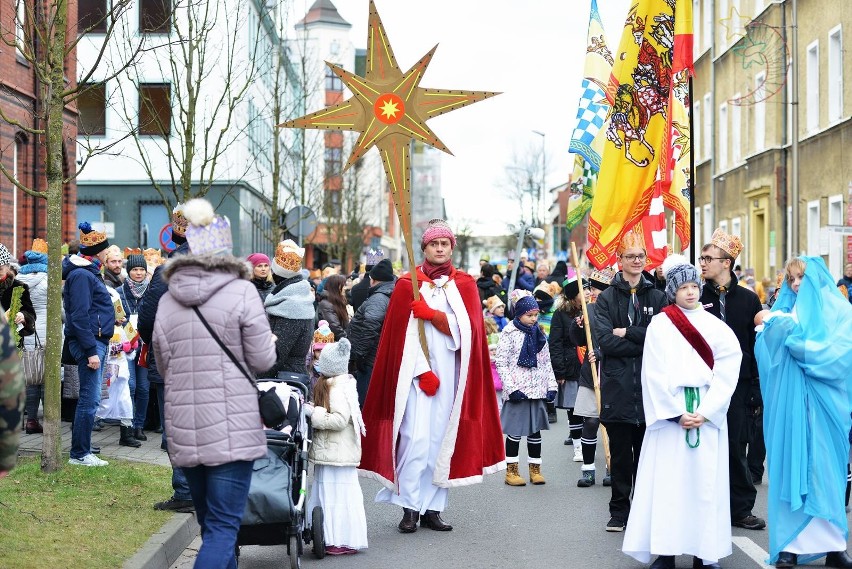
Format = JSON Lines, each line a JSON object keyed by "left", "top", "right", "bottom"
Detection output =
{"left": 358, "top": 268, "right": 506, "bottom": 488}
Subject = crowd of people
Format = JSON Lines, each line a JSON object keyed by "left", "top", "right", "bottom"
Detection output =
{"left": 1, "top": 207, "right": 852, "bottom": 568}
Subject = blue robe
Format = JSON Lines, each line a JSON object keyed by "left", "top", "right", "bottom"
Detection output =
{"left": 755, "top": 257, "right": 852, "bottom": 564}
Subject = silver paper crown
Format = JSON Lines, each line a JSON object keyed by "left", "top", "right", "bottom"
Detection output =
{"left": 186, "top": 216, "right": 233, "bottom": 256}
{"left": 365, "top": 248, "right": 384, "bottom": 265}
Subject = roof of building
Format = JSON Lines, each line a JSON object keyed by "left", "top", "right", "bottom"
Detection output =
{"left": 296, "top": 0, "right": 351, "bottom": 29}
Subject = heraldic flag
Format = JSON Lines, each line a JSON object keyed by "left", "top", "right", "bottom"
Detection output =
{"left": 569, "top": 0, "right": 613, "bottom": 173}
{"left": 586, "top": 0, "right": 694, "bottom": 269}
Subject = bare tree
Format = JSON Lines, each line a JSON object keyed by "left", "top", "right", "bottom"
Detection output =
{"left": 0, "top": 0, "right": 143, "bottom": 471}
{"left": 115, "top": 0, "right": 263, "bottom": 211}
{"left": 452, "top": 220, "right": 478, "bottom": 272}
{"left": 501, "top": 141, "right": 548, "bottom": 229}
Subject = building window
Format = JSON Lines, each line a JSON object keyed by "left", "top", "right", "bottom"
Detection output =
{"left": 718, "top": 102, "right": 728, "bottom": 169}
{"left": 325, "top": 190, "right": 341, "bottom": 217}
{"left": 325, "top": 65, "right": 342, "bottom": 92}
{"left": 828, "top": 26, "right": 843, "bottom": 123}
{"left": 693, "top": 0, "right": 701, "bottom": 57}
{"left": 703, "top": 204, "right": 713, "bottom": 245}
{"left": 730, "top": 97, "right": 741, "bottom": 163}
{"left": 324, "top": 146, "right": 342, "bottom": 177}
{"left": 719, "top": 219, "right": 728, "bottom": 237}
{"left": 702, "top": 93, "right": 712, "bottom": 159}
{"left": 731, "top": 217, "right": 741, "bottom": 241}
{"left": 786, "top": 59, "right": 793, "bottom": 143}
{"left": 786, "top": 207, "right": 792, "bottom": 259}
{"left": 15, "top": 0, "right": 26, "bottom": 55}
{"left": 754, "top": 72, "right": 766, "bottom": 152}
{"left": 806, "top": 200, "right": 820, "bottom": 256}
{"left": 694, "top": 101, "right": 701, "bottom": 160}
{"left": 139, "top": 0, "right": 171, "bottom": 34}
{"left": 78, "top": 83, "right": 107, "bottom": 136}
{"left": 702, "top": 0, "right": 712, "bottom": 51}
{"left": 138, "top": 84, "right": 171, "bottom": 136}
{"left": 806, "top": 40, "right": 819, "bottom": 132}
{"left": 247, "top": 101, "right": 272, "bottom": 172}
{"left": 78, "top": 0, "right": 107, "bottom": 33}
{"left": 718, "top": 0, "right": 728, "bottom": 50}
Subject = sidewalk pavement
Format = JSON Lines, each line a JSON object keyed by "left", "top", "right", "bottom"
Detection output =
{"left": 19, "top": 419, "right": 199, "bottom": 569}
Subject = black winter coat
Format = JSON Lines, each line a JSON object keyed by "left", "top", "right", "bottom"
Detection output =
{"left": 548, "top": 308, "right": 582, "bottom": 382}
{"left": 317, "top": 293, "right": 348, "bottom": 340}
{"left": 593, "top": 272, "right": 667, "bottom": 424}
{"left": 0, "top": 279, "right": 35, "bottom": 345}
{"left": 570, "top": 303, "right": 599, "bottom": 391}
{"left": 347, "top": 278, "right": 395, "bottom": 371}
{"left": 476, "top": 276, "right": 502, "bottom": 304}
{"left": 699, "top": 271, "right": 762, "bottom": 383}
{"left": 349, "top": 277, "right": 371, "bottom": 312}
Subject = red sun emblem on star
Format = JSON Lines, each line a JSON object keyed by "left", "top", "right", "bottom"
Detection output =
{"left": 374, "top": 93, "right": 405, "bottom": 124}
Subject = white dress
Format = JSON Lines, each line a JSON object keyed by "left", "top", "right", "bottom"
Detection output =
{"left": 307, "top": 465, "right": 368, "bottom": 550}
{"left": 375, "top": 275, "right": 460, "bottom": 513}
{"left": 622, "top": 305, "right": 742, "bottom": 564}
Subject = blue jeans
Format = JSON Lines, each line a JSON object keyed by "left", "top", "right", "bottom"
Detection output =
{"left": 69, "top": 339, "right": 107, "bottom": 460}
{"left": 154, "top": 381, "right": 192, "bottom": 500}
{"left": 183, "top": 461, "right": 253, "bottom": 569}
{"left": 127, "top": 356, "right": 149, "bottom": 430}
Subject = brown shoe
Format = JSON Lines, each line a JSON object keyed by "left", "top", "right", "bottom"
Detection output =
{"left": 420, "top": 510, "right": 452, "bottom": 531}
{"left": 529, "top": 463, "right": 546, "bottom": 485}
{"left": 505, "top": 462, "right": 526, "bottom": 486}
{"left": 25, "top": 419, "right": 43, "bottom": 434}
{"left": 398, "top": 508, "right": 419, "bottom": 533}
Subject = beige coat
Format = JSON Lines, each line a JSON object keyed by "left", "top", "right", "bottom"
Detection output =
{"left": 309, "top": 374, "right": 364, "bottom": 467}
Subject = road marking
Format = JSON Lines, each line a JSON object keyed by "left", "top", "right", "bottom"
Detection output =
{"left": 732, "top": 536, "right": 774, "bottom": 568}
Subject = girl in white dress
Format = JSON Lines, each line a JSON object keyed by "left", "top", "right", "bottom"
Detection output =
{"left": 305, "top": 338, "right": 368, "bottom": 555}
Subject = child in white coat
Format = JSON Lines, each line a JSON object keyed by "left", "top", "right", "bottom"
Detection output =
{"left": 304, "top": 338, "right": 368, "bottom": 555}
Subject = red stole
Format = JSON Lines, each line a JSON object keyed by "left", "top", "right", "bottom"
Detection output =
{"left": 662, "top": 305, "right": 714, "bottom": 370}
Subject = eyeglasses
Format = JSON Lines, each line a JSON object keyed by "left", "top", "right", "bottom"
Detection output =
{"left": 697, "top": 256, "right": 726, "bottom": 264}
{"left": 621, "top": 254, "right": 647, "bottom": 262}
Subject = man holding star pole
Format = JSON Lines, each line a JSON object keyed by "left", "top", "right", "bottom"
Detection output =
{"left": 280, "top": 0, "right": 505, "bottom": 534}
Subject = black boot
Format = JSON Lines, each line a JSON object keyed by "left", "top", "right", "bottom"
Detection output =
{"left": 775, "top": 551, "right": 797, "bottom": 568}
{"left": 119, "top": 426, "right": 142, "bottom": 448}
{"left": 420, "top": 510, "right": 452, "bottom": 531}
{"left": 134, "top": 427, "right": 148, "bottom": 441}
{"left": 693, "top": 556, "right": 721, "bottom": 569}
{"left": 826, "top": 551, "right": 852, "bottom": 568}
{"left": 398, "top": 508, "right": 419, "bottom": 533}
{"left": 649, "top": 556, "right": 675, "bottom": 569}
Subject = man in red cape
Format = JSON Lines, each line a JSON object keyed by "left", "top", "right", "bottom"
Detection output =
{"left": 359, "top": 219, "right": 505, "bottom": 534}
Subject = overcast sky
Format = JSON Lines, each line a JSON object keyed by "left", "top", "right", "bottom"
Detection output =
{"left": 291, "top": 0, "right": 631, "bottom": 235}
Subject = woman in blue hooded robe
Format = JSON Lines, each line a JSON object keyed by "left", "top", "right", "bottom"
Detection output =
{"left": 755, "top": 256, "right": 852, "bottom": 568}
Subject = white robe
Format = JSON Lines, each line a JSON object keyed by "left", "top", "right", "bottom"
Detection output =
{"left": 622, "top": 305, "right": 742, "bottom": 564}
{"left": 376, "top": 276, "right": 461, "bottom": 513}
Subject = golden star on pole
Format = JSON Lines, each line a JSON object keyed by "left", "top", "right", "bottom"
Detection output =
{"left": 280, "top": 1, "right": 498, "bottom": 353}
{"left": 279, "top": 0, "right": 499, "bottom": 253}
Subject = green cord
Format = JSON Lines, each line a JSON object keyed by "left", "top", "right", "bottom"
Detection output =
{"left": 684, "top": 387, "right": 700, "bottom": 448}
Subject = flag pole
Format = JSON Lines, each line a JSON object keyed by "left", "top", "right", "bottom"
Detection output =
{"left": 570, "top": 242, "right": 611, "bottom": 471}
{"left": 688, "top": 75, "right": 696, "bottom": 264}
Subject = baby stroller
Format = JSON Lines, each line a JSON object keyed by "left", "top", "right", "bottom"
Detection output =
{"left": 236, "top": 378, "right": 325, "bottom": 568}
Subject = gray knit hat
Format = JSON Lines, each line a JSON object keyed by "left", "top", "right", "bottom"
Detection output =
{"left": 126, "top": 254, "right": 147, "bottom": 272}
{"left": 318, "top": 338, "right": 351, "bottom": 378}
{"left": 662, "top": 254, "right": 702, "bottom": 302}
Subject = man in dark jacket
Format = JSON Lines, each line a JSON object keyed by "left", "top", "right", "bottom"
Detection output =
{"left": 593, "top": 231, "right": 667, "bottom": 532}
{"left": 137, "top": 205, "right": 194, "bottom": 511}
{"left": 63, "top": 223, "right": 115, "bottom": 467}
{"left": 476, "top": 263, "right": 502, "bottom": 304}
{"left": 351, "top": 250, "right": 384, "bottom": 312}
{"left": 347, "top": 259, "right": 396, "bottom": 405}
{"left": 699, "top": 228, "right": 766, "bottom": 531}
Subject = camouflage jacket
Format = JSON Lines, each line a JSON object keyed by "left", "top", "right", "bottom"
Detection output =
{"left": 0, "top": 317, "right": 25, "bottom": 472}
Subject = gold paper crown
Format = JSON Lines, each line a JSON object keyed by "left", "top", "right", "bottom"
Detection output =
{"left": 313, "top": 324, "right": 335, "bottom": 346}
{"left": 31, "top": 238, "right": 48, "bottom": 254}
{"left": 172, "top": 203, "right": 189, "bottom": 236}
{"left": 143, "top": 248, "right": 164, "bottom": 266}
{"left": 710, "top": 228, "right": 743, "bottom": 259}
{"left": 124, "top": 247, "right": 142, "bottom": 258}
{"left": 483, "top": 295, "right": 504, "bottom": 313}
{"left": 274, "top": 240, "right": 305, "bottom": 273}
{"left": 79, "top": 225, "right": 108, "bottom": 248}
{"left": 616, "top": 228, "right": 646, "bottom": 255}
{"left": 589, "top": 267, "right": 616, "bottom": 287}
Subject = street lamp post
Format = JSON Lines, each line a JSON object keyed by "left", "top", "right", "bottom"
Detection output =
{"left": 532, "top": 130, "right": 546, "bottom": 230}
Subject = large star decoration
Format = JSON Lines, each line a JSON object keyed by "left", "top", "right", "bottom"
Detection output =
{"left": 279, "top": 0, "right": 499, "bottom": 248}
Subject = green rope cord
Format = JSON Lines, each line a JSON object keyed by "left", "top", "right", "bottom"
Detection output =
{"left": 684, "top": 386, "right": 700, "bottom": 448}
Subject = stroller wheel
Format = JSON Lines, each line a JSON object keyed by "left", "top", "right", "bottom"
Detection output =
{"left": 289, "top": 534, "right": 301, "bottom": 569}
{"left": 312, "top": 506, "right": 326, "bottom": 559}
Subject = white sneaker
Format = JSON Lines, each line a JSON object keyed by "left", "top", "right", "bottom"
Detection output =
{"left": 68, "top": 454, "right": 109, "bottom": 467}
{"left": 573, "top": 447, "right": 583, "bottom": 462}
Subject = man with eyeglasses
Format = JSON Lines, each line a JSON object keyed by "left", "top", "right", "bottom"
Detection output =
{"left": 699, "top": 228, "right": 766, "bottom": 531}
{"left": 593, "top": 229, "right": 667, "bottom": 533}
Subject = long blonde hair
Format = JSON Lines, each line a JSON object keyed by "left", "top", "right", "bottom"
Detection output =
{"left": 784, "top": 257, "right": 806, "bottom": 285}
{"left": 313, "top": 376, "right": 332, "bottom": 411}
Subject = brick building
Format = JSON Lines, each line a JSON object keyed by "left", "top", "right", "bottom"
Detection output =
{"left": 0, "top": 0, "right": 78, "bottom": 258}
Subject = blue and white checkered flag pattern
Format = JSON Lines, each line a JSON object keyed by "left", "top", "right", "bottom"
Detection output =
{"left": 569, "top": 79, "right": 608, "bottom": 171}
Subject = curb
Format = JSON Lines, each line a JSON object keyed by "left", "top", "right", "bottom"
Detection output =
{"left": 123, "top": 512, "right": 200, "bottom": 569}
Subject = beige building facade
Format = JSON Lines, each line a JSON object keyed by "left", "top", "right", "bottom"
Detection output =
{"left": 692, "top": 0, "right": 852, "bottom": 281}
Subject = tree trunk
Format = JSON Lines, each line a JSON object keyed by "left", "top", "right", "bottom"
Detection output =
{"left": 41, "top": 0, "right": 69, "bottom": 473}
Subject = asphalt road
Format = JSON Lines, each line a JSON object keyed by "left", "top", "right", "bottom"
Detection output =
{"left": 172, "top": 418, "right": 843, "bottom": 569}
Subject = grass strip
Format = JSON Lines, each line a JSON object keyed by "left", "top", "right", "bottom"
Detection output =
{"left": 0, "top": 456, "right": 174, "bottom": 569}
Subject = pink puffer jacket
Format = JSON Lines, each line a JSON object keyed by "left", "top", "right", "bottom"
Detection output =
{"left": 153, "top": 255, "right": 277, "bottom": 468}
